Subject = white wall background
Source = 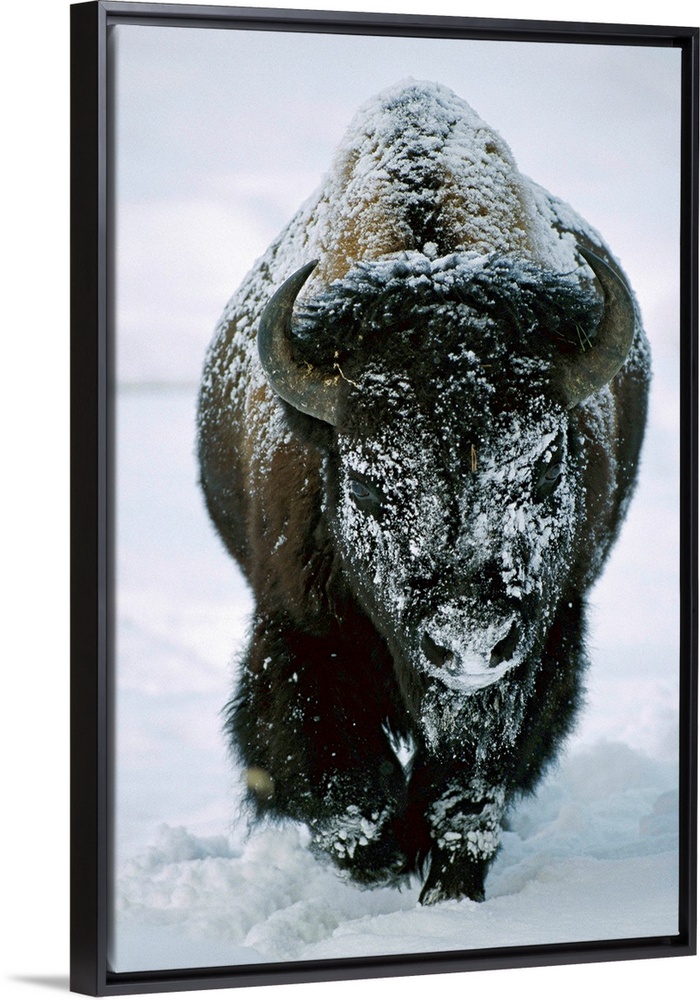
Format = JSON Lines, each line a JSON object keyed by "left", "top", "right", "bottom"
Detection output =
{"left": 1, "top": 1, "right": 697, "bottom": 999}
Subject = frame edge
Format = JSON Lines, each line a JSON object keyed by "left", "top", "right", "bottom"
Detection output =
{"left": 71, "top": 1, "right": 110, "bottom": 995}
{"left": 69, "top": 4, "right": 699, "bottom": 994}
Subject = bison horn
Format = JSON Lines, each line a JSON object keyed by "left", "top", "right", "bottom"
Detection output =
{"left": 555, "top": 246, "right": 636, "bottom": 408}
{"left": 257, "top": 260, "right": 343, "bottom": 426}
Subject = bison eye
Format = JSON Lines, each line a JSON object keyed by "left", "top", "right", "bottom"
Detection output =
{"left": 534, "top": 432, "right": 566, "bottom": 502}
{"left": 535, "top": 457, "right": 564, "bottom": 500}
{"left": 350, "top": 480, "right": 371, "bottom": 499}
{"left": 348, "top": 475, "right": 382, "bottom": 514}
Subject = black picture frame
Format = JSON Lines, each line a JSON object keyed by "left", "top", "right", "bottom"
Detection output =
{"left": 70, "top": 2, "right": 699, "bottom": 995}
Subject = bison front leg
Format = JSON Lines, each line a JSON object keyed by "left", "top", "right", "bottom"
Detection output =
{"left": 419, "top": 779, "right": 506, "bottom": 904}
{"left": 227, "top": 610, "right": 410, "bottom": 884}
{"left": 403, "top": 750, "right": 506, "bottom": 904}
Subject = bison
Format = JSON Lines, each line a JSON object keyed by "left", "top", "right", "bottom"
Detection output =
{"left": 197, "top": 81, "right": 650, "bottom": 904}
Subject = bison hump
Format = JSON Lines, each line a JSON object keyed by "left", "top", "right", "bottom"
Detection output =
{"left": 302, "top": 81, "right": 558, "bottom": 284}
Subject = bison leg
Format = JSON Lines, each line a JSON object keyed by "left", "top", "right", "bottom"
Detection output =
{"left": 400, "top": 750, "right": 506, "bottom": 904}
{"left": 420, "top": 779, "right": 506, "bottom": 904}
{"left": 227, "top": 611, "right": 410, "bottom": 883}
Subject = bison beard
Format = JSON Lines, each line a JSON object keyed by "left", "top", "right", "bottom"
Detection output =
{"left": 198, "top": 81, "right": 650, "bottom": 904}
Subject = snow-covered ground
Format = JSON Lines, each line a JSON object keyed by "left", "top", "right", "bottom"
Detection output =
{"left": 107, "top": 22, "right": 683, "bottom": 978}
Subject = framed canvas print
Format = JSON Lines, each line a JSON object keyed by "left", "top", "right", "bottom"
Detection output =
{"left": 70, "top": 2, "right": 698, "bottom": 995}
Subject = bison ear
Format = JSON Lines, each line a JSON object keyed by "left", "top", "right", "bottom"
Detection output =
{"left": 552, "top": 246, "right": 636, "bottom": 409}
{"left": 257, "top": 261, "right": 343, "bottom": 426}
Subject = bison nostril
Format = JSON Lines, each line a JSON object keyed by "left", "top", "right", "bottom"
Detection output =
{"left": 489, "top": 624, "right": 519, "bottom": 669}
{"left": 422, "top": 633, "right": 454, "bottom": 670}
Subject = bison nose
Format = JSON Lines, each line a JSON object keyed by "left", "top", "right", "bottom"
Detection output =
{"left": 421, "top": 621, "right": 521, "bottom": 678}
{"left": 489, "top": 623, "right": 520, "bottom": 669}
{"left": 421, "top": 633, "right": 456, "bottom": 671}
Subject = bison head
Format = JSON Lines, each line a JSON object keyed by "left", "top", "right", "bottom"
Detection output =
{"left": 257, "top": 249, "right": 635, "bottom": 708}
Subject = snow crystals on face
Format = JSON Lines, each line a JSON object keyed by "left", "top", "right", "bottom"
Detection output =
{"left": 485, "top": 415, "right": 575, "bottom": 594}
{"left": 335, "top": 399, "right": 445, "bottom": 605}
{"left": 333, "top": 373, "right": 575, "bottom": 699}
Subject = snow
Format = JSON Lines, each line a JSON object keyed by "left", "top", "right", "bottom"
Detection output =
{"left": 112, "top": 731, "right": 678, "bottom": 969}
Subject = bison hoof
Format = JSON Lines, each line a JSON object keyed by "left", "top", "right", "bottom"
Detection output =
{"left": 310, "top": 812, "right": 408, "bottom": 886}
{"left": 325, "top": 837, "right": 408, "bottom": 886}
{"left": 419, "top": 855, "right": 489, "bottom": 905}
